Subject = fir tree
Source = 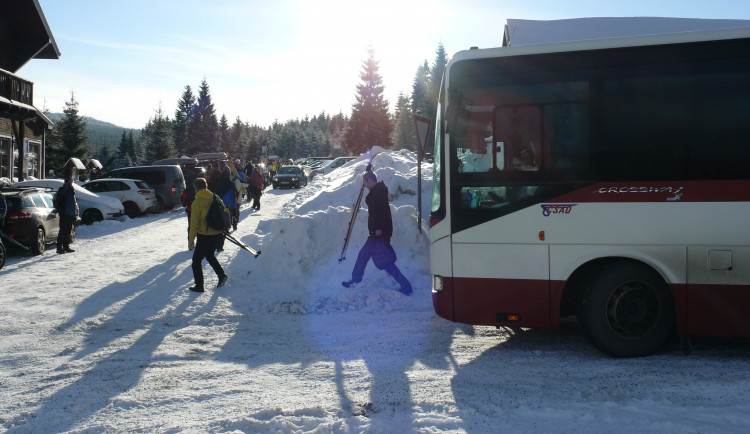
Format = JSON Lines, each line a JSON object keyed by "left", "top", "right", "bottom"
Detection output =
{"left": 173, "top": 85, "right": 195, "bottom": 156}
{"left": 411, "top": 60, "right": 430, "bottom": 115}
{"left": 142, "top": 106, "right": 176, "bottom": 163}
{"left": 46, "top": 93, "right": 89, "bottom": 172}
{"left": 218, "top": 114, "right": 231, "bottom": 154}
{"left": 186, "top": 79, "right": 219, "bottom": 155}
{"left": 229, "top": 117, "right": 246, "bottom": 161}
{"left": 345, "top": 48, "right": 393, "bottom": 154}
{"left": 393, "top": 92, "right": 417, "bottom": 152}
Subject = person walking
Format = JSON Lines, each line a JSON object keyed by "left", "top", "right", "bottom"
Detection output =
{"left": 342, "top": 171, "right": 412, "bottom": 295}
{"left": 188, "top": 177, "right": 228, "bottom": 293}
{"left": 249, "top": 167, "right": 264, "bottom": 210}
{"left": 54, "top": 176, "right": 78, "bottom": 254}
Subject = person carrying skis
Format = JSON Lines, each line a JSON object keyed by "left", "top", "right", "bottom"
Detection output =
{"left": 342, "top": 171, "right": 412, "bottom": 295}
{"left": 188, "top": 177, "right": 228, "bottom": 293}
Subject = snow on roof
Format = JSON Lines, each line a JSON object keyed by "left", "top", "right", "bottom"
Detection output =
{"left": 503, "top": 17, "right": 750, "bottom": 47}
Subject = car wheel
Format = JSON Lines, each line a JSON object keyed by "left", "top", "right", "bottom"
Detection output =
{"left": 272, "top": 183, "right": 277, "bottom": 189}
{"left": 0, "top": 241, "right": 6, "bottom": 270}
{"left": 30, "top": 227, "right": 46, "bottom": 255}
{"left": 82, "top": 209, "right": 103, "bottom": 225}
{"left": 577, "top": 261, "right": 675, "bottom": 357}
{"left": 123, "top": 201, "right": 141, "bottom": 218}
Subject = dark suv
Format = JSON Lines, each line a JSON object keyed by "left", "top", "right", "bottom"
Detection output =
{"left": 102, "top": 165, "right": 186, "bottom": 211}
{"left": 0, "top": 187, "right": 75, "bottom": 255}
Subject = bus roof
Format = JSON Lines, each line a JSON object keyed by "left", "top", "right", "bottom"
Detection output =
{"left": 502, "top": 17, "right": 750, "bottom": 47}
{"left": 450, "top": 22, "right": 750, "bottom": 67}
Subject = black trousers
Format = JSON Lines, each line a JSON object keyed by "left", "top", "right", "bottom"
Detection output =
{"left": 57, "top": 215, "right": 75, "bottom": 251}
{"left": 250, "top": 187, "right": 261, "bottom": 209}
{"left": 192, "top": 233, "right": 225, "bottom": 288}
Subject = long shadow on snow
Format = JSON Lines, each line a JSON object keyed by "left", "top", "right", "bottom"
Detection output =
{"left": 6, "top": 252, "right": 205, "bottom": 432}
{"left": 210, "top": 281, "right": 472, "bottom": 431}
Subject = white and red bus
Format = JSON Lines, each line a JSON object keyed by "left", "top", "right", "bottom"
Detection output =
{"left": 429, "top": 27, "right": 750, "bottom": 357}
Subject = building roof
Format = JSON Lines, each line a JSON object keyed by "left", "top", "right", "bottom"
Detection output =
{"left": 503, "top": 17, "right": 750, "bottom": 47}
{"left": 0, "top": 0, "right": 60, "bottom": 73}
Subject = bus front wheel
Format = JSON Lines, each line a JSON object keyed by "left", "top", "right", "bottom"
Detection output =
{"left": 577, "top": 261, "right": 675, "bottom": 357}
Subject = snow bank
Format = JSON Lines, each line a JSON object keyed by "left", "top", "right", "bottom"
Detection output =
{"left": 226, "top": 147, "right": 433, "bottom": 314}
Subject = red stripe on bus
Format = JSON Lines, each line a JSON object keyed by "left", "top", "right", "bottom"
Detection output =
{"left": 548, "top": 180, "right": 750, "bottom": 203}
{"left": 434, "top": 277, "right": 750, "bottom": 339}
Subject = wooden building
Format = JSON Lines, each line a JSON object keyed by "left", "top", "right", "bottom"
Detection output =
{"left": 0, "top": 0, "right": 60, "bottom": 181}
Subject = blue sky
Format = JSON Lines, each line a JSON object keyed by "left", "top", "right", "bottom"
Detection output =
{"left": 19, "top": 0, "right": 750, "bottom": 130}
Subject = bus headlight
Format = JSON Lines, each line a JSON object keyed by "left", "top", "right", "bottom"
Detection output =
{"left": 432, "top": 275, "right": 444, "bottom": 293}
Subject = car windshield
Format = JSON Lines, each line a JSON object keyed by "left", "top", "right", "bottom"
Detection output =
{"left": 277, "top": 167, "right": 298, "bottom": 175}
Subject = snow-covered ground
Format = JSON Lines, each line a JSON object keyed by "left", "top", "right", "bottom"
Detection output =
{"left": 1, "top": 149, "right": 749, "bottom": 433}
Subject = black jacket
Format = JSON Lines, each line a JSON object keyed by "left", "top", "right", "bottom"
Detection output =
{"left": 365, "top": 181, "right": 392, "bottom": 240}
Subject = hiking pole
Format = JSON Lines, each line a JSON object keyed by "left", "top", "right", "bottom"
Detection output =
{"left": 224, "top": 233, "right": 261, "bottom": 258}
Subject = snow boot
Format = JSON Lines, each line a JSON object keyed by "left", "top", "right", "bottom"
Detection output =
{"left": 216, "top": 274, "right": 228, "bottom": 288}
{"left": 189, "top": 285, "right": 204, "bottom": 293}
{"left": 342, "top": 280, "right": 360, "bottom": 288}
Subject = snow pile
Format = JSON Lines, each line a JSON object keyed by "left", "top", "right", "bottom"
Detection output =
{"left": 227, "top": 147, "right": 433, "bottom": 314}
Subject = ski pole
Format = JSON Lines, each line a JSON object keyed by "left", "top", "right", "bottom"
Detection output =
{"left": 338, "top": 154, "right": 376, "bottom": 263}
{"left": 224, "top": 233, "right": 261, "bottom": 258}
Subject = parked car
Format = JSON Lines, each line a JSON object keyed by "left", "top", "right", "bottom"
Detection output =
{"left": 14, "top": 179, "right": 124, "bottom": 225}
{"left": 0, "top": 187, "right": 74, "bottom": 255}
{"left": 272, "top": 165, "right": 308, "bottom": 189}
{"left": 102, "top": 165, "right": 186, "bottom": 211}
{"left": 0, "top": 193, "right": 7, "bottom": 268}
{"left": 152, "top": 158, "right": 206, "bottom": 187}
{"left": 313, "top": 157, "right": 355, "bottom": 176}
{"left": 82, "top": 178, "right": 157, "bottom": 218}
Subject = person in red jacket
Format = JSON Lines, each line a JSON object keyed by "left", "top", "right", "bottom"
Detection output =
{"left": 342, "top": 171, "right": 412, "bottom": 295}
{"left": 249, "top": 167, "right": 264, "bottom": 210}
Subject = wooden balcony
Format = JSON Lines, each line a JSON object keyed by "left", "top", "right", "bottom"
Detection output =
{"left": 0, "top": 68, "right": 34, "bottom": 106}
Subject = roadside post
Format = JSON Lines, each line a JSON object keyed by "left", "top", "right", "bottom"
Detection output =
{"left": 413, "top": 111, "right": 431, "bottom": 234}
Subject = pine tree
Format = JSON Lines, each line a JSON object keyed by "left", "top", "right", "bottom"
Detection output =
{"left": 411, "top": 60, "right": 430, "bottom": 115}
{"left": 46, "top": 93, "right": 89, "bottom": 172}
{"left": 345, "top": 48, "right": 393, "bottom": 154}
{"left": 142, "top": 106, "right": 176, "bottom": 163}
{"left": 173, "top": 85, "right": 195, "bottom": 156}
{"left": 218, "top": 114, "right": 231, "bottom": 154}
{"left": 393, "top": 92, "right": 417, "bottom": 152}
{"left": 186, "top": 79, "right": 219, "bottom": 155}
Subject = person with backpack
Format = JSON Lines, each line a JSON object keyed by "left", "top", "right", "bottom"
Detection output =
{"left": 54, "top": 176, "right": 78, "bottom": 254}
{"left": 188, "top": 177, "right": 228, "bottom": 293}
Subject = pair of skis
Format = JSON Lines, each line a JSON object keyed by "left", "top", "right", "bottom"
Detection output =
{"left": 338, "top": 153, "right": 376, "bottom": 263}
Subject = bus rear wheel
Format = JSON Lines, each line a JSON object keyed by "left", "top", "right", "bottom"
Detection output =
{"left": 577, "top": 261, "right": 675, "bottom": 357}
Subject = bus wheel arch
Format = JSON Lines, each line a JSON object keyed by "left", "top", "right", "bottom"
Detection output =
{"left": 566, "top": 258, "right": 676, "bottom": 357}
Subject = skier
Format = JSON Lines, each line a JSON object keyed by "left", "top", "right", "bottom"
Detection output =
{"left": 188, "top": 177, "right": 228, "bottom": 293}
{"left": 342, "top": 171, "right": 413, "bottom": 295}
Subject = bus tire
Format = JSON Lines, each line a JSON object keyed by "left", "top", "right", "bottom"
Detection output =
{"left": 577, "top": 261, "right": 675, "bottom": 357}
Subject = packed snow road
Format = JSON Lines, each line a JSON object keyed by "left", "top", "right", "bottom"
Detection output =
{"left": 1, "top": 151, "right": 750, "bottom": 433}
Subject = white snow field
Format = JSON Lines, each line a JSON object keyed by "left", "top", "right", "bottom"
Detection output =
{"left": 1, "top": 149, "right": 749, "bottom": 433}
